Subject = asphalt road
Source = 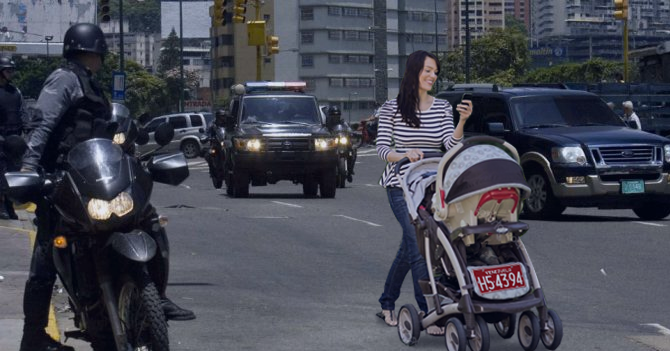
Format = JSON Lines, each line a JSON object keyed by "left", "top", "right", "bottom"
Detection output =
{"left": 3, "top": 145, "right": 670, "bottom": 350}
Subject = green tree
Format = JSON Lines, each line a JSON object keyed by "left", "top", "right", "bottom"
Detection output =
{"left": 13, "top": 57, "right": 62, "bottom": 99}
{"left": 158, "top": 29, "right": 181, "bottom": 74}
{"left": 523, "top": 58, "right": 623, "bottom": 84}
{"left": 441, "top": 27, "right": 530, "bottom": 85}
{"left": 110, "top": 0, "right": 161, "bottom": 33}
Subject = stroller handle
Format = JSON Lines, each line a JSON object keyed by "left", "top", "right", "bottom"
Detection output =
{"left": 393, "top": 152, "right": 444, "bottom": 176}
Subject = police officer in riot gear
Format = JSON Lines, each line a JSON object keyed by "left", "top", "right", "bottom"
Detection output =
{"left": 19, "top": 23, "right": 193, "bottom": 351}
{"left": 0, "top": 56, "right": 26, "bottom": 220}
{"left": 328, "top": 106, "right": 357, "bottom": 183}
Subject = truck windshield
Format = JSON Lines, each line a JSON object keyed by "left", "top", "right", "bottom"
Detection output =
{"left": 241, "top": 96, "right": 321, "bottom": 125}
{"left": 510, "top": 95, "right": 626, "bottom": 129}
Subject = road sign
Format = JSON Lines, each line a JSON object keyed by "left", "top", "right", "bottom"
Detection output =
{"left": 112, "top": 71, "right": 126, "bottom": 101}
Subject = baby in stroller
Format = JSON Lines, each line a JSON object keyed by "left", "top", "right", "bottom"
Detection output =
{"left": 394, "top": 136, "right": 562, "bottom": 351}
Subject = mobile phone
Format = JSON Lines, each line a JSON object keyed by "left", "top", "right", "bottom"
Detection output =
{"left": 461, "top": 93, "right": 473, "bottom": 102}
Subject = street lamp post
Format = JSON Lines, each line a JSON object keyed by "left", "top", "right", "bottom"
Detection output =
{"left": 348, "top": 92, "right": 358, "bottom": 124}
{"left": 44, "top": 35, "right": 53, "bottom": 57}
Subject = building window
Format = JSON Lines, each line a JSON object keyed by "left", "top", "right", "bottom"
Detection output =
{"left": 345, "top": 78, "right": 360, "bottom": 87}
{"left": 343, "top": 7, "right": 358, "bottom": 17}
{"left": 344, "top": 30, "right": 358, "bottom": 40}
{"left": 301, "top": 7, "right": 314, "bottom": 21}
{"left": 328, "top": 6, "right": 341, "bottom": 16}
{"left": 329, "top": 78, "right": 343, "bottom": 87}
{"left": 328, "top": 30, "right": 341, "bottom": 40}
{"left": 303, "top": 78, "right": 316, "bottom": 91}
{"left": 358, "top": 8, "right": 372, "bottom": 18}
{"left": 329, "top": 54, "right": 342, "bottom": 63}
{"left": 301, "top": 55, "right": 314, "bottom": 67}
{"left": 301, "top": 31, "right": 314, "bottom": 44}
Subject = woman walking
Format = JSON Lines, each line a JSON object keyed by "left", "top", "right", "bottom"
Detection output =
{"left": 375, "top": 50, "right": 472, "bottom": 335}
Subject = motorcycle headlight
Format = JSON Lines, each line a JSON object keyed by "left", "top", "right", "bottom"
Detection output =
{"left": 314, "top": 138, "right": 338, "bottom": 151}
{"left": 664, "top": 144, "right": 670, "bottom": 163}
{"left": 113, "top": 132, "right": 126, "bottom": 145}
{"left": 551, "top": 146, "right": 587, "bottom": 165}
{"left": 87, "top": 192, "right": 134, "bottom": 221}
{"left": 234, "top": 138, "right": 262, "bottom": 152}
{"left": 338, "top": 135, "right": 349, "bottom": 145}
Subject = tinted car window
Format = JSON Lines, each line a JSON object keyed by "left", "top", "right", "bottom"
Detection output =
{"left": 190, "top": 114, "right": 203, "bottom": 127}
{"left": 511, "top": 95, "right": 625, "bottom": 128}
{"left": 203, "top": 113, "right": 214, "bottom": 126}
{"left": 241, "top": 96, "right": 320, "bottom": 124}
{"left": 168, "top": 116, "right": 188, "bottom": 129}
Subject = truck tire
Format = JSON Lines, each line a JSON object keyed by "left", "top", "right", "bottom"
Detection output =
{"left": 319, "top": 169, "right": 337, "bottom": 198}
{"left": 523, "top": 171, "right": 565, "bottom": 219}
{"left": 633, "top": 202, "right": 670, "bottom": 220}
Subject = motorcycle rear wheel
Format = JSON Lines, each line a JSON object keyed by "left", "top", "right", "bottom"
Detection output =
{"left": 118, "top": 273, "right": 169, "bottom": 351}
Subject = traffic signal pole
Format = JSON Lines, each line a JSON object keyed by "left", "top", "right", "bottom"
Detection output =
{"left": 623, "top": 19, "right": 629, "bottom": 82}
{"left": 255, "top": 0, "right": 261, "bottom": 81}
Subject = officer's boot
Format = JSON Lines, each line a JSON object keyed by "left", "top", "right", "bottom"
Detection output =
{"left": 19, "top": 282, "right": 74, "bottom": 351}
{"left": 0, "top": 195, "right": 11, "bottom": 220}
{"left": 4, "top": 195, "right": 18, "bottom": 219}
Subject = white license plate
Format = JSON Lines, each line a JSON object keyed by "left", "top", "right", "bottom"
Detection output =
{"left": 621, "top": 179, "right": 644, "bottom": 194}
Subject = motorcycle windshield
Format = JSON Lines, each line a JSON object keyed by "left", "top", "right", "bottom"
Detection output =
{"left": 67, "top": 139, "right": 130, "bottom": 200}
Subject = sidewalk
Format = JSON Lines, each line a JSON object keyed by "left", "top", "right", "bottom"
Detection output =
{"left": 0, "top": 208, "right": 89, "bottom": 351}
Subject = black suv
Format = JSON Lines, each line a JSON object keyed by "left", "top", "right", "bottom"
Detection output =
{"left": 437, "top": 86, "right": 670, "bottom": 220}
{"left": 221, "top": 82, "right": 339, "bottom": 198}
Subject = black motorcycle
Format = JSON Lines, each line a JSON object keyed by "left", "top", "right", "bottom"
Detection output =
{"left": 203, "top": 123, "right": 226, "bottom": 189}
{"left": 332, "top": 122, "right": 357, "bottom": 188}
{"left": 3, "top": 119, "right": 187, "bottom": 351}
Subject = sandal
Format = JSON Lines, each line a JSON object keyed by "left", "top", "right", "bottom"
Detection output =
{"left": 376, "top": 309, "right": 397, "bottom": 327}
{"left": 426, "top": 325, "right": 445, "bottom": 336}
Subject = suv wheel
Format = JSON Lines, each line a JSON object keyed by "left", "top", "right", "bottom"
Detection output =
{"left": 633, "top": 202, "right": 670, "bottom": 220}
{"left": 319, "top": 169, "right": 337, "bottom": 198}
{"left": 232, "top": 171, "right": 249, "bottom": 198}
{"left": 524, "top": 171, "right": 565, "bottom": 219}
{"left": 181, "top": 140, "right": 200, "bottom": 159}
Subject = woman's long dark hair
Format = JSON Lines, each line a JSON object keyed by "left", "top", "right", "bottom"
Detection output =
{"left": 396, "top": 50, "right": 440, "bottom": 128}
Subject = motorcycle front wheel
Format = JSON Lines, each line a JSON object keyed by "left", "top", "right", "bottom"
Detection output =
{"left": 118, "top": 272, "right": 169, "bottom": 351}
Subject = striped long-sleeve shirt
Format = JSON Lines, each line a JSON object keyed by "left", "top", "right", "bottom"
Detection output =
{"left": 376, "top": 98, "right": 462, "bottom": 188}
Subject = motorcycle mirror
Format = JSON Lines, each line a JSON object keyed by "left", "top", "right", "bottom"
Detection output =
{"left": 138, "top": 112, "right": 152, "bottom": 126}
{"left": 2, "top": 171, "right": 43, "bottom": 204}
{"left": 135, "top": 129, "right": 150, "bottom": 145}
{"left": 154, "top": 122, "right": 174, "bottom": 146}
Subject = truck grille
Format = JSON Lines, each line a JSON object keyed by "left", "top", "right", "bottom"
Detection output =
{"left": 266, "top": 138, "right": 311, "bottom": 151}
{"left": 590, "top": 145, "right": 660, "bottom": 165}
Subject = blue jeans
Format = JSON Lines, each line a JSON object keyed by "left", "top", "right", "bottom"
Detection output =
{"left": 379, "top": 187, "right": 428, "bottom": 313}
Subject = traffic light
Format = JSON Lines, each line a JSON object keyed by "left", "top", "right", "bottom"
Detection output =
{"left": 99, "top": 0, "right": 110, "bottom": 23}
{"left": 233, "top": 0, "right": 247, "bottom": 24}
{"left": 266, "top": 35, "right": 279, "bottom": 55}
{"left": 613, "top": 0, "right": 628, "bottom": 20}
{"left": 247, "top": 21, "right": 266, "bottom": 46}
{"left": 213, "top": 0, "right": 226, "bottom": 27}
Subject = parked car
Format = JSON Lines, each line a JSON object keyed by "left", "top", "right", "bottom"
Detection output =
{"left": 437, "top": 86, "right": 670, "bottom": 220}
{"left": 137, "top": 112, "right": 213, "bottom": 158}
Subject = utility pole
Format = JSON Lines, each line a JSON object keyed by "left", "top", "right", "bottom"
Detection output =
{"left": 464, "top": 0, "right": 471, "bottom": 83}
{"left": 373, "top": 0, "right": 388, "bottom": 106}
{"left": 179, "top": 0, "right": 185, "bottom": 112}
{"left": 614, "top": 0, "right": 629, "bottom": 81}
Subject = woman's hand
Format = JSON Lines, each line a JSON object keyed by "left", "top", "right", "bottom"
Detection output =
{"left": 457, "top": 99, "right": 473, "bottom": 121}
{"left": 404, "top": 149, "right": 424, "bottom": 162}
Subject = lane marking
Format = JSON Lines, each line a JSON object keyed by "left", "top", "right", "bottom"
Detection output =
{"left": 248, "top": 216, "right": 290, "bottom": 219}
{"left": 272, "top": 201, "right": 303, "bottom": 208}
{"left": 641, "top": 323, "right": 670, "bottom": 336}
{"left": 633, "top": 222, "right": 666, "bottom": 227}
{"left": 334, "top": 214, "right": 382, "bottom": 227}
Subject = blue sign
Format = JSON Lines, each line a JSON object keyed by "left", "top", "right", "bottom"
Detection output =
{"left": 112, "top": 71, "right": 126, "bottom": 101}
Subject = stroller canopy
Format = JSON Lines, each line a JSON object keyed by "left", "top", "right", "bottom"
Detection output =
{"left": 441, "top": 144, "right": 530, "bottom": 205}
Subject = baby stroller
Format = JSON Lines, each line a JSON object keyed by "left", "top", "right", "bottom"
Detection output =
{"left": 394, "top": 136, "right": 562, "bottom": 351}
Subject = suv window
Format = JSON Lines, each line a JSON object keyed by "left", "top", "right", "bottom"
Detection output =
{"left": 241, "top": 96, "right": 321, "bottom": 124}
{"left": 510, "top": 95, "right": 624, "bottom": 128}
{"left": 144, "top": 117, "right": 165, "bottom": 133}
{"left": 190, "top": 114, "right": 203, "bottom": 127}
{"left": 168, "top": 116, "right": 188, "bottom": 129}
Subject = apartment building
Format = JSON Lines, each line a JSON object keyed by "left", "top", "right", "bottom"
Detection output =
{"left": 446, "top": 0, "right": 506, "bottom": 51}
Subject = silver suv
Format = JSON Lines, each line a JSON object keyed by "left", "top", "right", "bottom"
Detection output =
{"left": 138, "top": 112, "right": 213, "bottom": 158}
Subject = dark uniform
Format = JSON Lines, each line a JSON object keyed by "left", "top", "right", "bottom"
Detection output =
{"left": 20, "top": 22, "right": 194, "bottom": 351}
{"left": 0, "top": 56, "right": 26, "bottom": 219}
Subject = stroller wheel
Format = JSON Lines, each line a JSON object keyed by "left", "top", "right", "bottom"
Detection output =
{"left": 494, "top": 313, "right": 517, "bottom": 339}
{"left": 397, "top": 304, "right": 421, "bottom": 346}
{"left": 444, "top": 317, "right": 467, "bottom": 351}
{"left": 518, "top": 311, "right": 540, "bottom": 351}
{"left": 541, "top": 310, "right": 563, "bottom": 350}
{"left": 468, "top": 316, "right": 490, "bottom": 351}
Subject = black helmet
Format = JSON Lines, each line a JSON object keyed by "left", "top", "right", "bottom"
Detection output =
{"left": 0, "top": 56, "right": 15, "bottom": 71}
{"left": 62, "top": 23, "right": 108, "bottom": 59}
{"left": 328, "top": 106, "right": 341, "bottom": 116}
